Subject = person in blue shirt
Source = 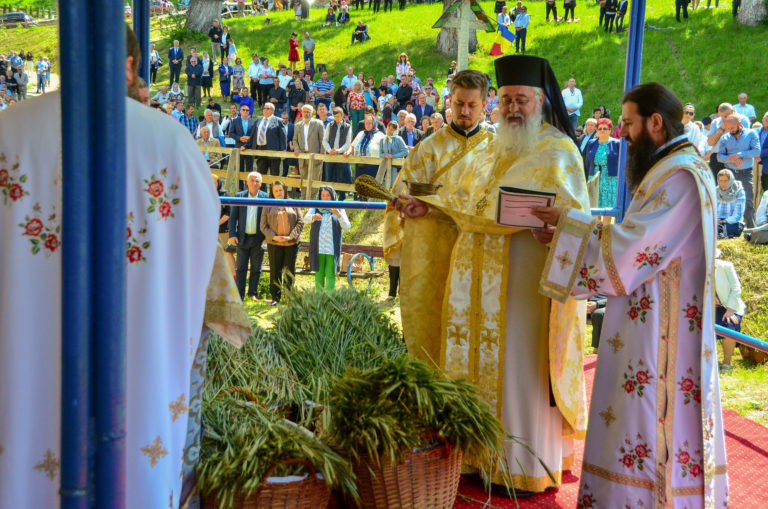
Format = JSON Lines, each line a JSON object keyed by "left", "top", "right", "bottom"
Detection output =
{"left": 755, "top": 111, "right": 768, "bottom": 194}
{"left": 717, "top": 115, "right": 761, "bottom": 227}
{"left": 513, "top": 6, "right": 530, "bottom": 53}
{"left": 218, "top": 56, "right": 233, "bottom": 99}
{"left": 232, "top": 86, "right": 254, "bottom": 116}
{"left": 716, "top": 169, "right": 746, "bottom": 238}
{"left": 378, "top": 120, "right": 410, "bottom": 187}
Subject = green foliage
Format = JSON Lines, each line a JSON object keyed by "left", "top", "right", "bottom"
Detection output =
{"left": 160, "top": 12, "right": 208, "bottom": 45}
{"left": 718, "top": 238, "right": 768, "bottom": 341}
{"left": 324, "top": 356, "right": 509, "bottom": 475}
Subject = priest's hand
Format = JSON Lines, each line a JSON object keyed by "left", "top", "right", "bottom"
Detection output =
{"left": 396, "top": 194, "right": 428, "bottom": 218}
{"left": 531, "top": 206, "right": 562, "bottom": 226}
{"left": 531, "top": 227, "right": 555, "bottom": 245}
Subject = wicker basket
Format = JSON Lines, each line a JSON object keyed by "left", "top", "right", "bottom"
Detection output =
{"left": 352, "top": 441, "right": 462, "bottom": 509}
{"left": 202, "top": 458, "right": 331, "bottom": 509}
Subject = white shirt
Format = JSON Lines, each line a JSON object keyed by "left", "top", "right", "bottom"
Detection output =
{"left": 245, "top": 192, "right": 259, "bottom": 233}
{"left": 341, "top": 75, "right": 358, "bottom": 90}
{"left": 497, "top": 13, "right": 511, "bottom": 26}
{"left": 561, "top": 87, "right": 583, "bottom": 117}
{"left": 684, "top": 121, "right": 707, "bottom": 154}
{"left": 247, "top": 61, "right": 261, "bottom": 79}
{"left": 715, "top": 259, "right": 746, "bottom": 315}
{"left": 303, "top": 121, "right": 310, "bottom": 150}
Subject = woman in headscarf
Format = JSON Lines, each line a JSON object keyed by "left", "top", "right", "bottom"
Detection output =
{"left": 201, "top": 51, "right": 214, "bottom": 98}
{"left": 168, "top": 82, "right": 185, "bottom": 104}
{"left": 304, "top": 186, "right": 350, "bottom": 292}
{"left": 346, "top": 114, "right": 386, "bottom": 182}
{"left": 716, "top": 169, "right": 746, "bottom": 238}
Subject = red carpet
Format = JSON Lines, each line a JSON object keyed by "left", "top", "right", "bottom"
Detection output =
{"left": 454, "top": 355, "right": 768, "bottom": 508}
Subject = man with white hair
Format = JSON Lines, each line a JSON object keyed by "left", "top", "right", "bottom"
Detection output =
{"left": 196, "top": 125, "right": 222, "bottom": 167}
{"left": 733, "top": 92, "right": 757, "bottom": 123}
{"left": 397, "top": 113, "right": 424, "bottom": 149}
{"left": 398, "top": 56, "right": 589, "bottom": 496}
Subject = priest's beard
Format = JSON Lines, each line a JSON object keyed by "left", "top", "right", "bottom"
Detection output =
{"left": 626, "top": 126, "right": 661, "bottom": 193}
{"left": 494, "top": 108, "right": 543, "bottom": 159}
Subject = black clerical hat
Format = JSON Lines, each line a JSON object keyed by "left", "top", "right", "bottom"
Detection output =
{"left": 494, "top": 55, "right": 576, "bottom": 141}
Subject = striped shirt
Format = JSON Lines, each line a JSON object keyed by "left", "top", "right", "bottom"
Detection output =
{"left": 313, "top": 79, "right": 334, "bottom": 98}
{"left": 717, "top": 189, "right": 746, "bottom": 224}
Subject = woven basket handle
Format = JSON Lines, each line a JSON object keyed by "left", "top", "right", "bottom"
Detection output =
{"left": 261, "top": 458, "right": 317, "bottom": 482}
{"left": 422, "top": 433, "right": 455, "bottom": 457}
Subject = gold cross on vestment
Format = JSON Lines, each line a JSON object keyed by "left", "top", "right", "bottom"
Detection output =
{"left": 607, "top": 333, "right": 624, "bottom": 354}
{"left": 169, "top": 394, "right": 188, "bottom": 422}
{"left": 599, "top": 406, "right": 616, "bottom": 427}
{"left": 141, "top": 436, "right": 168, "bottom": 468}
{"left": 475, "top": 196, "right": 489, "bottom": 216}
{"left": 557, "top": 251, "right": 573, "bottom": 271}
{"left": 34, "top": 449, "right": 60, "bottom": 480}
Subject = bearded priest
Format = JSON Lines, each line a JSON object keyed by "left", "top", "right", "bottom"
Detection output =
{"left": 533, "top": 83, "right": 729, "bottom": 507}
{"left": 399, "top": 55, "right": 590, "bottom": 494}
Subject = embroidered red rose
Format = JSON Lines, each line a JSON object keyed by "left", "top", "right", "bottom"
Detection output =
{"left": 696, "top": 317, "right": 702, "bottom": 330}
{"left": 690, "top": 464, "right": 701, "bottom": 477}
{"left": 9, "top": 183, "right": 23, "bottom": 201}
{"left": 587, "top": 278, "right": 597, "bottom": 291}
{"left": 624, "top": 380, "right": 634, "bottom": 394}
{"left": 0, "top": 169, "right": 8, "bottom": 186}
{"left": 127, "top": 245, "right": 142, "bottom": 263}
{"left": 126, "top": 227, "right": 132, "bottom": 240}
{"left": 44, "top": 234, "right": 59, "bottom": 252}
{"left": 628, "top": 307, "right": 639, "bottom": 320}
{"left": 622, "top": 454, "right": 634, "bottom": 468}
{"left": 635, "top": 252, "right": 647, "bottom": 263}
{"left": 647, "top": 253, "right": 659, "bottom": 265}
{"left": 694, "top": 390, "right": 701, "bottom": 404}
{"left": 680, "top": 378, "right": 694, "bottom": 392}
{"left": 146, "top": 180, "right": 164, "bottom": 198}
{"left": 158, "top": 201, "right": 172, "bottom": 218}
{"left": 635, "top": 444, "right": 648, "bottom": 458}
{"left": 580, "top": 266, "right": 588, "bottom": 278}
{"left": 24, "top": 218, "right": 43, "bottom": 236}
{"left": 678, "top": 451, "right": 690, "bottom": 464}
{"left": 581, "top": 494, "right": 594, "bottom": 508}
{"left": 686, "top": 306, "right": 698, "bottom": 319}
{"left": 636, "top": 371, "right": 649, "bottom": 384}
{"left": 640, "top": 296, "right": 651, "bottom": 310}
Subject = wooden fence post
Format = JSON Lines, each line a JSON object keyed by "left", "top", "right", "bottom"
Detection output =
{"left": 305, "top": 154, "right": 315, "bottom": 199}
{"left": 225, "top": 147, "right": 241, "bottom": 197}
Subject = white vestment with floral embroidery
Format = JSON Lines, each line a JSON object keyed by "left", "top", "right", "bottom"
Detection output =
{"left": 540, "top": 145, "right": 729, "bottom": 508}
{"left": 0, "top": 92, "right": 219, "bottom": 508}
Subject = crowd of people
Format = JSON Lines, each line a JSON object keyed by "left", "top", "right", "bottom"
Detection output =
{"left": 0, "top": 50, "right": 51, "bottom": 108}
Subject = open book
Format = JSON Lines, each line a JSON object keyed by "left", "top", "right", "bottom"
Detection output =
{"left": 494, "top": 186, "right": 556, "bottom": 229}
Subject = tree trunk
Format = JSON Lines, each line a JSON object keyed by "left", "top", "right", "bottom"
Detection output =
{"left": 436, "top": 0, "right": 478, "bottom": 58}
{"left": 184, "top": 0, "right": 221, "bottom": 33}
{"left": 737, "top": 0, "right": 766, "bottom": 26}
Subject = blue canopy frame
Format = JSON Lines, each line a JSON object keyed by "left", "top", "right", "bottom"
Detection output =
{"left": 57, "top": 1, "right": 765, "bottom": 505}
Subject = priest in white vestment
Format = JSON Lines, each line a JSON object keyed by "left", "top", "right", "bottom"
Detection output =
{"left": 534, "top": 83, "right": 728, "bottom": 508}
{"left": 399, "top": 56, "right": 590, "bottom": 494}
{"left": 0, "top": 28, "right": 228, "bottom": 508}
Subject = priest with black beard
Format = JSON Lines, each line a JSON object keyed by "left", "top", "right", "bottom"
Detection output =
{"left": 533, "top": 83, "right": 729, "bottom": 508}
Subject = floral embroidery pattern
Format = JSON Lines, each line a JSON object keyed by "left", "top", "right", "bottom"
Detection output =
{"left": 682, "top": 295, "right": 703, "bottom": 332}
{"left": 704, "top": 417, "right": 714, "bottom": 442}
{"left": 624, "top": 498, "right": 646, "bottom": 509}
{"left": 1, "top": 153, "right": 29, "bottom": 204}
{"left": 622, "top": 359, "right": 653, "bottom": 398}
{"left": 126, "top": 212, "right": 151, "bottom": 264}
{"left": 141, "top": 436, "right": 168, "bottom": 467}
{"left": 677, "top": 441, "right": 702, "bottom": 479}
{"left": 33, "top": 449, "right": 60, "bottom": 480}
{"left": 18, "top": 203, "right": 60, "bottom": 257}
{"left": 633, "top": 243, "right": 666, "bottom": 270}
{"left": 592, "top": 222, "right": 604, "bottom": 240}
{"left": 618, "top": 433, "right": 651, "bottom": 472}
{"left": 627, "top": 292, "right": 654, "bottom": 323}
{"left": 577, "top": 265, "right": 604, "bottom": 292}
{"left": 578, "top": 483, "right": 596, "bottom": 508}
{"left": 678, "top": 367, "right": 701, "bottom": 405}
{"left": 144, "top": 168, "right": 180, "bottom": 221}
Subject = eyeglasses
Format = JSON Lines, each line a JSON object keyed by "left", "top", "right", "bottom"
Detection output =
{"left": 596, "top": 127, "right": 610, "bottom": 131}
{"left": 499, "top": 96, "right": 534, "bottom": 108}
{"left": 684, "top": 111, "right": 695, "bottom": 115}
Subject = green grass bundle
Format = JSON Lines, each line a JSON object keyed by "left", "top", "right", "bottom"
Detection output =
{"left": 204, "top": 324, "right": 308, "bottom": 411}
{"left": 323, "top": 356, "right": 508, "bottom": 471}
{"left": 196, "top": 397, "right": 357, "bottom": 509}
{"left": 273, "top": 288, "right": 406, "bottom": 393}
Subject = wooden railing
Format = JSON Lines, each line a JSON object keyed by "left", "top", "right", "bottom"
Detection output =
{"left": 201, "top": 145, "right": 406, "bottom": 197}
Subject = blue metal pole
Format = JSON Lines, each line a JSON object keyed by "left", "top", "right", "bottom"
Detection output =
{"left": 715, "top": 326, "right": 768, "bottom": 354}
{"left": 91, "top": 2, "right": 127, "bottom": 507}
{"left": 219, "top": 197, "right": 388, "bottom": 210}
{"left": 615, "top": 0, "right": 647, "bottom": 222}
{"left": 59, "top": 0, "right": 93, "bottom": 506}
{"left": 133, "top": 0, "right": 150, "bottom": 85}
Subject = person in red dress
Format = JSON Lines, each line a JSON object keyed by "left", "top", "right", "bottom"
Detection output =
{"left": 288, "top": 32, "right": 300, "bottom": 72}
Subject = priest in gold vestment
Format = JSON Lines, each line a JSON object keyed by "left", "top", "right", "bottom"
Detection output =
{"left": 383, "top": 70, "right": 495, "bottom": 365}
{"left": 398, "top": 56, "right": 590, "bottom": 494}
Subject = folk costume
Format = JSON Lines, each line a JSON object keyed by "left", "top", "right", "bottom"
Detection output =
{"left": 417, "top": 56, "right": 589, "bottom": 492}
{"left": 0, "top": 92, "right": 247, "bottom": 508}
{"left": 541, "top": 136, "right": 729, "bottom": 507}
{"left": 383, "top": 121, "right": 494, "bottom": 365}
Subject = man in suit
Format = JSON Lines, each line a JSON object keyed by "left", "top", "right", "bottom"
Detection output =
{"left": 281, "top": 110, "right": 299, "bottom": 177}
{"left": 577, "top": 117, "right": 597, "bottom": 157}
{"left": 293, "top": 104, "right": 326, "bottom": 197}
{"left": 196, "top": 125, "right": 221, "bottom": 167}
{"left": 267, "top": 77, "right": 287, "bottom": 115}
{"left": 242, "top": 102, "right": 286, "bottom": 178}
{"left": 413, "top": 93, "right": 434, "bottom": 124}
{"left": 231, "top": 104, "right": 256, "bottom": 171}
{"left": 168, "top": 39, "right": 183, "bottom": 86}
{"left": 228, "top": 172, "right": 269, "bottom": 300}
{"left": 398, "top": 113, "right": 424, "bottom": 150}
{"left": 185, "top": 56, "right": 203, "bottom": 107}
